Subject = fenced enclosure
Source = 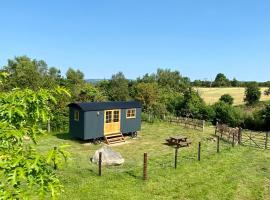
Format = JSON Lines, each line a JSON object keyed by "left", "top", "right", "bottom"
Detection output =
{"left": 167, "top": 116, "right": 205, "bottom": 132}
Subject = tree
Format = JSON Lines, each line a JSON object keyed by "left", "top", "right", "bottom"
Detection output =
{"left": 76, "top": 83, "right": 107, "bottom": 102}
{"left": 66, "top": 68, "right": 84, "bottom": 85}
{"left": 193, "top": 80, "right": 202, "bottom": 87}
{"left": 265, "top": 87, "right": 270, "bottom": 96}
{"left": 134, "top": 82, "right": 159, "bottom": 113}
{"left": 231, "top": 78, "right": 240, "bottom": 87}
{"left": 262, "top": 103, "right": 270, "bottom": 130}
{"left": 48, "top": 67, "right": 61, "bottom": 80}
{"left": 158, "top": 87, "right": 183, "bottom": 115}
{"left": 137, "top": 73, "right": 156, "bottom": 83}
{"left": 2, "top": 56, "right": 63, "bottom": 91}
{"left": 213, "top": 73, "right": 230, "bottom": 87}
{"left": 108, "top": 72, "right": 130, "bottom": 101}
{"left": 65, "top": 68, "right": 86, "bottom": 99}
{"left": 219, "top": 94, "right": 234, "bottom": 105}
{"left": 178, "top": 88, "right": 212, "bottom": 119}
{"left": 156, "top": 68, "right": 189, "bottom": 92}
{"left": 213, "top": 101, "right": 243, "bottom": 127}
{"left": 2, "top": 56, "right": 47, "bottom": 90}
{"left": 0, "top": 72, "right": 70, "bottom": 198}
{"left": 244, "top": 82, "right": 261, "bottom": 105}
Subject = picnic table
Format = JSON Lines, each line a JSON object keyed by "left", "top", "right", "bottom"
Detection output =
{"left": 166, "top": 135, "right": 191, "bottom": 147}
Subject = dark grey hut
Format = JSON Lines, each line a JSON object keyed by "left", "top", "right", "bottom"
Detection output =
{"left": 68, "top": 101, "right": 141, "bottom": 142}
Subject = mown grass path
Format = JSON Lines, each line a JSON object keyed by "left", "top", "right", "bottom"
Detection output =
{"left": 38, "top": 122, "right": 270, "bottom": 200}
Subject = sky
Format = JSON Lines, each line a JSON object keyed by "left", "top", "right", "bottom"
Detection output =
{"left": 0, "top": 0, "right": 269, "bottom": 81}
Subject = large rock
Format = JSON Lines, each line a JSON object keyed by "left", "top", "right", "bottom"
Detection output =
{"left": 91, "top": 146, "right": 124, "bottom": 165}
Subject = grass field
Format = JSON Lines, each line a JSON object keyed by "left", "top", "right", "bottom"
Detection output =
{"left": 37, "top": 122, "right": 270, "bottom": 200}
{"left": 195, "top": 87, "right": 270, "bottom": 105}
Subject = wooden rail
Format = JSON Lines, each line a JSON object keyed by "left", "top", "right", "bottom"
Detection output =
{"left": 167, "top": 116, "right": 205, "bottom": 132}
{"left": 214, "top": 122, "right": 242, "bottom": 145}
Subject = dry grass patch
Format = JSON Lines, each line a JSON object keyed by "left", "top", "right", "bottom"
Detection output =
{"left": 195, "top": 87, "right": 270, "bottom": 105}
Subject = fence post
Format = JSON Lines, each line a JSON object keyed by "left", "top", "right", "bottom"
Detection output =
{"left": 198, "top": 142, "right": 201, "bottom": 161}
{"left": 47, "top": 120, "right": 51, "bottom": 133}
{"left": 53, "top": 147, "right": 57, "bottom": 169}
{"left": 143, "top": 153, "right": 148, "bottom": 180}
{"left": 202, "top": 120, "right": 205, "bottom": 132}
{"left": 215, "top": 121, "right": 218, "bottom": 135}
{"left": 238, "top": 127, "right": 242, "bottom": 145}
{"left": 265, "top": 132, "right": 269, "bottom": 150}
{"left": 98, "top": 152, "right": 102, "bottom": 176}
{"left": 232, "top": 132, "right": 235, "bottom": 147}
{"left": 217, "top": 136, "right": 220, "bottom": 153}
{"left": 175, "top": 145, "right": 179, "bottom": 169}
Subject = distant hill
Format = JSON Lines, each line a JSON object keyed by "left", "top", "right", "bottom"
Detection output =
{"left": 85, "top": 78, "right": 134, "bottom": 84}
{"left": 85, "top": 79, "right": 106, "bottom": 84}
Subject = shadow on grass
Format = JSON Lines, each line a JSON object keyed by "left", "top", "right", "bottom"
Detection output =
{"left": 53, "top": 132, "right": 104, "bottom": 146}
{"left": 54, "top": 132, "right": 71, "bottom": 140}
{"left": 124, "top": 170, "right": 141, "bottom": 179}
{"left": 86, "top": 168, "right": 100, "bottom": 176}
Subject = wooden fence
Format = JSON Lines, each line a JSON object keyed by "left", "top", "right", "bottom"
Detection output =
{"left": 215, "top": 122, "right": 269, "bottom": 149}
{"left": 214, "top": 122, "right": 242, "bottom": 145}
{"left": 168, "top": 116, "right": 205, "bottom": 132}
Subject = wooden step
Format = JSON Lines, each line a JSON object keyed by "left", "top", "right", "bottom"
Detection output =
{"left": 106, "top": 133, "right": 123, "bottom": 138}
{"left": 104, "top": 132, "right": 125, "bottom": 145}
{"left": 107, "top": 137, "right": 125, "bottom": 142}
{"left": 108, "top": 140, "right": 126, "bottom": 144}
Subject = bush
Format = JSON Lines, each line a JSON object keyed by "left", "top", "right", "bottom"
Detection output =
{"left": 241, "top": 103, "right": 270, "bottom": 131}
{"left": 212, "top": 101, "right": 243, "bottom": 127}
{"left": 243, "top": 112, "right": 265, "bottom": 131}
{"left": 261, "top": 103, "right": 270, "bottom": 131}
{"left": 141, "top": 112, "right": 163, "bottom": 123}
{"left": 265, "top": 87, "right": 270, "bottom": 96}
{"left": 244, "top": 82, "right": 261, "bottom": 105}
{"left": 177, "top": 88, "right": 214, "bottom": 120}
{"left": 219, "top": 94, "right": 234, "bottom": 105}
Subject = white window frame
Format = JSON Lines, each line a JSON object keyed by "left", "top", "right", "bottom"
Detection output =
{"left": 126, "top": 108, "right": 136, "bottom": 119}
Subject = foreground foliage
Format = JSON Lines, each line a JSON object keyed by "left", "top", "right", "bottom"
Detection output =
{"left": 0, "top": 74, "right": 70, "bottom": 199}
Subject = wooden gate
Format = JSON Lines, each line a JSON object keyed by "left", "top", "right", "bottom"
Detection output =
{"left": 241, "top": 131, "right": 269, "bottom": 149}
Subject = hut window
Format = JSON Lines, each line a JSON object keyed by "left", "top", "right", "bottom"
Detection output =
{"left": 126, "top": 109, "right": 136, "bottom": 118}
{"left": 113, "top": 110, "right": 120, "bottom": 122}
{"left": 74, "top": 110, "right": 80, "bottom": 121}
{"left": 105, "top": 111, "right": 112, "bottom": 123}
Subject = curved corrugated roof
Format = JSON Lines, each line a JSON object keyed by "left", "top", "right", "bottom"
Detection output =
{"left": 68, "top": 101, "right": 141, "bottom": 111}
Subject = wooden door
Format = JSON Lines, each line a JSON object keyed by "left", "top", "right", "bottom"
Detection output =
{"left": 104, "top": 110, "right": 121, "bottom": 135}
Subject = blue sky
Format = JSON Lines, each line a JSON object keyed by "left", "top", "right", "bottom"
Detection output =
{"left": 0, "top": 0, "right": 269, "bottom": 81}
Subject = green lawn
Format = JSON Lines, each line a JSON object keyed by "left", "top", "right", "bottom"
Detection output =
{"left": 38, "top": 122, "right": 270, "bottom": 200}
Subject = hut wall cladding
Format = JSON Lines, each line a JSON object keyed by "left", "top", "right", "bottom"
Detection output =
{"left": 121, "top": 108, "right": 142, "bottom": 133}
{"left": 84, "top": 111, "right": 104, "bottom": 140}
{"left": 69, "top": 109, "right": 84, "bottom": 139}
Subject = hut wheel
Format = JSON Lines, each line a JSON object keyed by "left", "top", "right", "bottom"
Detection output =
{"left": 131, "top": 132, "right": 138, "bottom": 138}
